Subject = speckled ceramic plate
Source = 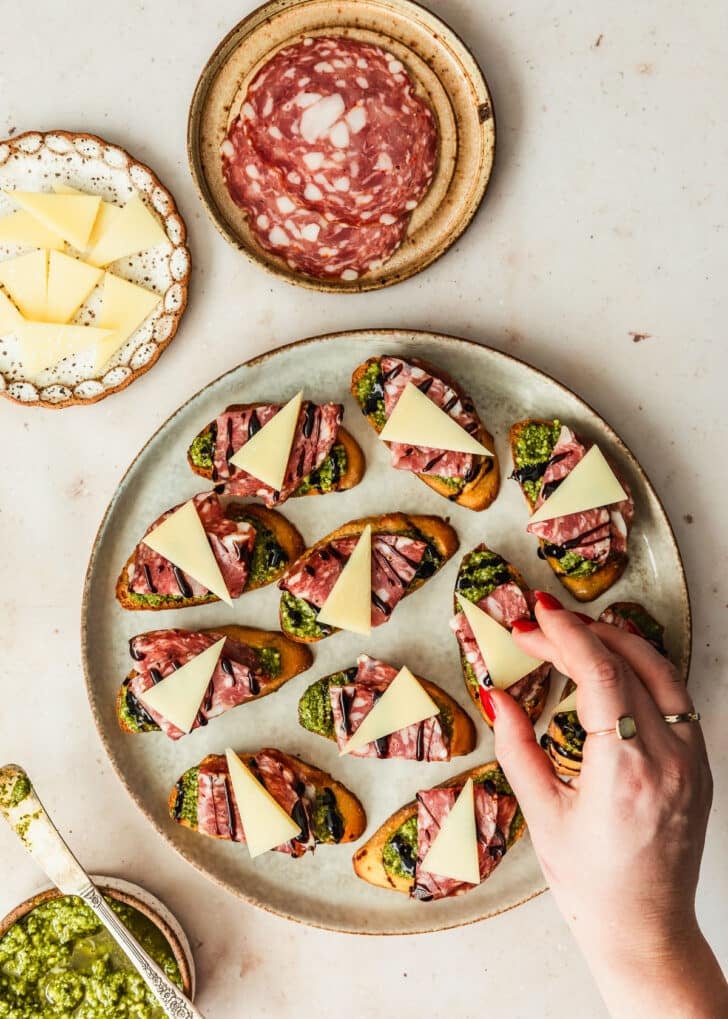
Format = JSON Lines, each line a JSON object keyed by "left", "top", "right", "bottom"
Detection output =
{"left": 0, "top": 131, "right": 191, "bottom": 408}
{"left": 188, "top": 0, "right": 495, "bottom": 292}
{"left": 82, "top": 330, "right": 690, "bottom": 934}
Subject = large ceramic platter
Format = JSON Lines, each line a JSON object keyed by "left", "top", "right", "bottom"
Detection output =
{"left": 82, "top": 330, "right": 690, "bottom": 935}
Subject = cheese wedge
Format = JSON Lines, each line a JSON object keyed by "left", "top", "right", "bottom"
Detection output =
{"left": 421, "top": 778, "right": 480, "bottom": 885}
{"left": 379, "top": 382, "right": 493, "bottom": 456}
{"left": 17, "top": 322, "right": 114, "bottom": 376}
{"left": 0, "top": 289, "right": 22, "bottom": 333}
{"left": 0, "top": 250, "right": 47, "bottom": 319}
{"left": 229, "top": 391, "right": 303, "bottom": 491}
{"left": 138, "top": 637, "right": 226, "bottom": 733}
{"left": 46, "top": 251, "right": 103, "bottom": 324}
{"left": 86, "top": 195, "right": 168, "bottom": 267}
{"left": 457, "top": 595, "right": 544, "bottom": 690}
{"left": 8, "top": 192, "right": 101, "bottom": 251}
{"left": 529, "top": 445, "right": 628, "bottom": 524}
{"left": 0, "top": 210, "right": 65, "bottom": 250}
{"left": 316, "top": 524, "right": 372, "bottom": 635}
{"left": 94, "top": 272, "right": 161, "bottom": 367}
{"left": 142, "top": 500, "right": 232, "bottom": 606}
{"left": 341, "top": 666, "right": 440, "bottom": 754}
{"left": 53, "top": 185, "right": 125, "bottom": 253}
{"left": 224, "top": 749, "right": 301, "bottom": 858}
{"left": 557, "top": 689, "right": 578, "bottom": 714}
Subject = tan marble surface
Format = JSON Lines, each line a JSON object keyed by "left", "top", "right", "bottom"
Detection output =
{"left": 1, "top": 1, "right": 726, "bottom": 1015}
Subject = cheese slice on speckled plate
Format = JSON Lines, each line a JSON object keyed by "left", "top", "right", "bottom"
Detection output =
{"left": 0, "top": 250, "right": 47, "bottom": 319}
{"left": 46, "top": 251, "right": 102, "bottom": 323}
{"left": 0, "top": 210, "right": 65, "bottom": 250}
{"left": 8, "top": 191, "right": 101, "bottom": 251}
{"left": 0, "top": 289, "right": 22, "bottom": 333}
{"left": 94, "top": 272, "right": 161, "bottom": 368}
{"left": 529, "top": 445, "right": 628, "bottom": 523}
{"left": 341, "top": 666, "right": 440, "bottom": 754}
{"left": 17, "top": 322, "right": 113, "bottom": 376}
{"left": 379, "top": 381, "right": 493, "bottom": 456}
{"left": 230, "top": 391, "right": 303, "bottom": 490}
{"left": 86, "top": 195, "right": 168, "bottom": 267}
{"left": 457, "top": 595, "right": 544, "bottom": 690}
{"left": 224, "top": 748, "right": 301, "bottom": 858}
{"left": 142, "top": 500, "right": 232, "bottom": 606}
{"left": 317, "top": 524, "right": 372, "bottom": 635}
{"left": 138, "top": 638, "right": 226, "bottom": 733}
{"left": 421, "top": 778, "right": 480, "bottom": 885}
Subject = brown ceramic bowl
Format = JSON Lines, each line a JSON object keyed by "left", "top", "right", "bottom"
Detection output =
{"left": 188, "top": 0, "right": 496, "bottom": 292}
{"left": 0, "top": 875, "right": 195, "bottom": 1000}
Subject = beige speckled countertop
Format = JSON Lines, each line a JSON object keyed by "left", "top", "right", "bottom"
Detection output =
{"left": 1, "top": 2, "right": 726, "bottom": 1015}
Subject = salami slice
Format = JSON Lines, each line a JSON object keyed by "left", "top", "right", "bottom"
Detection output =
{"left": 222, "top": 119, "right": 407, "bottom": 280}
{"left": 241, "top": 36, "right": 438, "bottom": 225}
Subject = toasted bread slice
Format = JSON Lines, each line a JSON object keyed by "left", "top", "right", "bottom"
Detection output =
{"left": 453, "top": 544, "right": 551, "bottom": 726}
{"left": 117, "top": 625, "right": 313, "bottom": 734}
{"left": 351, "top": 356, "right": 500, "bottom": 511}
{"left": 278, "top": 512, "right": 459, "bottom": 643}
{"left": 509, "top": 419, "right": 629, "bottom": 602}
{"left": 298, "top": 665, "right": 476, "bottom": 758}
{"left": 170, "top": 749, "right": 366, "bottom": 846}
{"left": 352, "top": 760, "right": 525, "bottom": 894}
{"left": 187, "top": 403, "right": 365, "bottom": 498}
{"left": 116, "top": 502, "right": 305, "bottom": 611}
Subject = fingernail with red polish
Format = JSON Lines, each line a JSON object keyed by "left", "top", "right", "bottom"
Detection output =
{"left": 625, "top": 620, "right": 641, "bottom": 636}
{"left": 574, "top": 612, "right": 594, "bottom": 625}
{"left": 480, "top": 687, "right": 496, "bottom": 723}
{"left": 535, "top": 590, "right": 563, "bottom": 611}
{"left": 512, "top": 618, "right": 539, "bottom": 633}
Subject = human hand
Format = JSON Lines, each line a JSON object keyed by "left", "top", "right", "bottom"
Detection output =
{"left": 485, "top": 593, "right": 726, "bottom": 1018}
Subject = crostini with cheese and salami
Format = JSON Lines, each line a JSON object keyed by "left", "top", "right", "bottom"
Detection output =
{"left": 170, "top": 748, "right": 366, "bottom": 854}
{"left": 187, "top": 399, "right": 365, "bottom": 506}
{"left": 116, "top": 492, "right": 305, "bottom": 611}
{"left": 510, "top": 419, "right": 634, "bottom": 602}
{"left": 278, "top": 512, "right": 459, "bottom": 643}
{"left": 116, "top": 626, "right": 312, "bottom": 738}
{"left": 298, "top": 654, "right": 476, "bottom": 760}
{"left": 541, "top": 602, "right": 667, "bottom": 777}
{"left": 352, "top": 761, "right": 525, "bottom": 899}
{"left": 450, "top": 544, "right": 552, "bottom": 725}
{"left": 351, "top": 355, "right": 499, "bottom": 511}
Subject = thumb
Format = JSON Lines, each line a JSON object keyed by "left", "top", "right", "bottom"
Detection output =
{"left": 487, "top": 688, "right": 564, "bottom": 826}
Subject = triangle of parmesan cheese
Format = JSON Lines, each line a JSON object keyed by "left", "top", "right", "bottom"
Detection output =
{"left": 17, "top": 322, "right": 113, "bottom": 376}
{"left": 142, "top": 500, "right": 232, "bottom": 606}
{"left": 85, "top": 195, "right": 168, "bottom": 267}
{"left": 379, "top": 382, "right": 493, "bottom": 455}
{"left": 229, "top": 391, "right": 303, "bottom": 491}
{"left": 46, "top": 251, "right": 103, "bottom": 323}
{"left": 420, "top": 778, "right": 480, "bottom": 885}
{"left": 0, "top": 210, "right": 65, "bottom": 250}
{"left": 94, "top": 272, "right": 161, "bottom": 368}
{"left": 0, "top": 249, "right": 48, "bottom": 320}
{"left": 0, "top": 289, "right": 22, "bottom": 333}
{"left": 529, "top": 445, "right": 628, "bottom": 523}
{"left": 8, "top": 192, "right": 101, "bottom": 251}
{"left": 341, "top": 666, "right": 440, "bottom": 754}
{"left": 138, "top": 638, "right": 226, "bottom": 733}
{"left": 457, "top": 595, "right": 544, "bottom": 690}
{"left": 316, "top": 525, "right": 372, "bottom": 635}
{"left": 224, "top": 749, "right": 301, "bottom": 858}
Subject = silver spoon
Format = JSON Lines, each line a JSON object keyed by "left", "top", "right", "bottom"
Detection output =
{"left": 0, "top": 764, "right": 206, "bottom": 1019}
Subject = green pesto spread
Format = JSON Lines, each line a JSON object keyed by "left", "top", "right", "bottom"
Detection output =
{"left": 455, "top": 548, "right": 512, "bottom": 606}
{"left": 513, "top": 420, "right": 562, "bottom": 504}
{"left": 298, "top": 670, "right": 353, "bottom": 735}
{"left": 293, "top": 444, "right": 347, "bottom": 496}
{"left": 0, "top": 895, "right": 181, "bottom": 1018}
{"left": 354, "top": 362, "right": 387, "bottom": 429}
{"left": 280, "top": 591, "right": 331, "bottom": 641}
{"left": 171, "top": 767, "right": 200, "bottom": 827}
{"left": 0, "top": 774, "right": 30, "bottom": 811}
{"left": 188, "top": 428, "right": 215, "bottom": 472}
{"left": 239, "top": 513, "right": 288, "bottom": 587}
{"left": 613, "top": 605, "right": 665, "bottom": 649}
{"left": 382, "top": 768, "right": 523, "bottom": 882}
{"left": 310, "top": 792, "right": 342, "bottom": 844}
{"left": 543, "top": 709, "right": 586, "bottom": 764}
{"left": 258, "top": 646, "right": 282, "bottom": 677}
{"left": 553, "top": 551, "right": 598, "bottom": 578}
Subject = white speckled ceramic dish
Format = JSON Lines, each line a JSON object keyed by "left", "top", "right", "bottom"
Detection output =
{"left": 82, "top": 330, "right": 690, "bottom": 934}
{"left": 0, "top": 131, "right": 191, "bottom": 408}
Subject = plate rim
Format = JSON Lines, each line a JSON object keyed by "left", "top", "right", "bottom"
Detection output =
{"left": 0, "top": 129, "right": 191, "bottom": 410}
{"left": 81, "top": 328, "right": 692, "bottom": 934}
{"left": 186, "top": 0, "right": 497, "bottom": 293}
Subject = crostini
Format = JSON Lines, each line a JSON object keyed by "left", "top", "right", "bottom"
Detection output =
{"left": 117, "top": 626, "right": 312, "bottom": 738}
{"left": 298, "top": 654, "right": 476, "bottom": 760}
{"left": 352, "top": 761, "right": 525, "bottom": 899}
{"left": 116, "top": 493, "right": 305, "bottom": 611}
{"left": 170, "top": 748, "right": 366, "bottom": 854}
{"left": 450, "top": 544, "right": 551, "bottom": 725}
{"left": 278, "top": 512, "right": 459, "bottom": 643}
{"left": 510, "top": 419, "right": 634, "bottom": 602}
{"left": 187, "top": 399, "right": 365, "bottom": 505}
{"left": 351, "top": 355, "right": 499, "bottom": 511}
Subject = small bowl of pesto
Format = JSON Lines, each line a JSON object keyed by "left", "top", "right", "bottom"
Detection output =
{"left": 0, "top": 875, "right": 195, "bottom": 1018}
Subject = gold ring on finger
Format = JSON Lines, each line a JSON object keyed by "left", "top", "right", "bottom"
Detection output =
{"left": 585, "top": 714, "right": 638, "bottom": 740}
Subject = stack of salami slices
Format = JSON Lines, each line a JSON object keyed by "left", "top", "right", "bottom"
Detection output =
{"left": 221, "top": 36, "right": 439, "bottom": 282}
